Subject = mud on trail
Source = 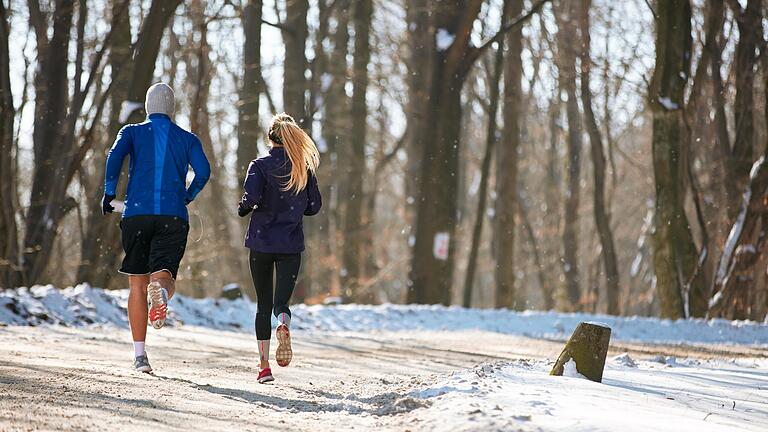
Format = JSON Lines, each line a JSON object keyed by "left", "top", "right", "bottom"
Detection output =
{"left": 0, "top": 326, "right": 765, "bottom": 431}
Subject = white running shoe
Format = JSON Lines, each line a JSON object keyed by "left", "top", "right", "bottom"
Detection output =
{"left": 134, "top": 355, "right": 152, "bottom": 373}
{"left": 147, "top": 282, "right": 168, "bottom": 329}
{"left": 275, "top": 324, "right": 293, "bottom": 367}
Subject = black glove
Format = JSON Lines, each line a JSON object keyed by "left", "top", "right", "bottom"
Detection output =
{"left": 185, "top": 196, "right": 193, "bottom": 205}
{"left": 238, "top": 205, "right": 253, "bottom": 217}
{"left": 102, "top": 194, "right": 116, "bottom": 215}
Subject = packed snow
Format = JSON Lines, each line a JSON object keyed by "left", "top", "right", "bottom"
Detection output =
{"left": 2, "top": 285, "right": 768, "bottom": 348}
{"left": 2, "top": 285, "right": 768, "bottom": 431}
{"left": 658, "top": 96, "right": 680, "bottom": 110}
{"left": 435, "top": 28, "right": 455, "bottom": 51}
{"left": 410, "top": 356, "right": 768, "bottom": 431}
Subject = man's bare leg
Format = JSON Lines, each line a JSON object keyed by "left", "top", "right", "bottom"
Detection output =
{"left": 128, "top": 274, "right": 151, "bottom": 342}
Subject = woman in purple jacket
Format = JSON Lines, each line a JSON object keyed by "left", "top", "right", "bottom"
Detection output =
{"left": 238, "top": 113, "right": 321, "bottom": 384}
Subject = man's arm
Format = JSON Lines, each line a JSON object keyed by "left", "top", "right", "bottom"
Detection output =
{"left": 185, "top": 136, "right": 211, "bottom": 204}
{"left": 238, "top": 161, "right": 265, "bottom": 217}
{"left": 104, "top": 125, "right": 133, "bottom": 196}
{"left": 304, "top": 172, "right": 322, "bottom": 216}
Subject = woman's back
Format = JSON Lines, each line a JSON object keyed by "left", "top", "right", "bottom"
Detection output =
{"left": 241, "top": 147, "right": 321, "bottom": 253}
{"left": 238, "top": 113, "right": 321, "bottom": 254}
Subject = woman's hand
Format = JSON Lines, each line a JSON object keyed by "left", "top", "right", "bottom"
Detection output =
{"left": 238, "top": 205, "right": 253, "bottom": 217}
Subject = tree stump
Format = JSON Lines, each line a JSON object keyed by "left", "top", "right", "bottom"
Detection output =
{"left": 550, "top": 322, "right": 612, "bottom": 382}
{"left": 221, "top": 283, "right": 242, "bottom": 300}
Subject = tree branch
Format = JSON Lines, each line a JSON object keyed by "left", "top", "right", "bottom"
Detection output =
{"left": 471, "top": 0, "right": 551, "bottom": 61}
{"left": 262, "top": 18, "right": 292, "bottom": 33}
{"left": 643, "top": 0, "right": 659, "bottom": 20}
{"left": 725, "top": 0, "right": 745, "bottom": 17}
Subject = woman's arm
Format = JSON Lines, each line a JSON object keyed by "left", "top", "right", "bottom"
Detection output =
{"left": 238, "top": 161, "right": 265, "bottom": 217}
{"left": 305, "top": 172, "right": 322, "bottom": 216}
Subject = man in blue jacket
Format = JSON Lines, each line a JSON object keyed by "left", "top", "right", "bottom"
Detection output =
{"left": 102, "top": 83, "right": 210, "bottom": 373}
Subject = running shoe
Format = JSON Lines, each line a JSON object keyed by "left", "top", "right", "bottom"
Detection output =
{"left": 257, "top": 367, "right": 274, "bottom": 384}
{"left": 275, "top": 324, "right": 293, "bottom": 367}
{"left": 134, "top": 355, "right": 152, "bottom": 373}
{"left": 147, "top": 282, "right": 168, "bottom": 329}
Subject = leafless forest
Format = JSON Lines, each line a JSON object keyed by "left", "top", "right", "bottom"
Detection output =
{"left": 0, "top": 0, "right": 767, "bottom": 321}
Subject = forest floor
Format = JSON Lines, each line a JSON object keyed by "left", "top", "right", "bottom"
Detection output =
{"left": 1, "top": 325, "right": 767, "bottom": 432}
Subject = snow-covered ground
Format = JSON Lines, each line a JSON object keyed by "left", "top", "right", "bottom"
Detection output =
{"left": 411, "top": 355, "right": 768, "bottom": 431}
{"left": 1, "top": 285, "right": 767, "bottom": 431}
{"left": 2, "top": 284, "right": 768, "bottom": 347}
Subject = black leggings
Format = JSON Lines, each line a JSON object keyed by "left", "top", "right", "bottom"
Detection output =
{"left": 249, "top": 250, "right": 301, "bottom": 340}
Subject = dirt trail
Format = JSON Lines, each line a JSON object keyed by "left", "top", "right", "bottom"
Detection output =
{"left": 0, "top": 325, "right": 765, "bottom": 431}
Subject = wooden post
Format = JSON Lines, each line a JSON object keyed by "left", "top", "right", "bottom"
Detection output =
{"left": 550, "top": 322, "right": 611, "bottom": 382}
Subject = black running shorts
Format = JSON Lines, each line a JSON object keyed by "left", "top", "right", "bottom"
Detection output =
{"left": 119, "top": 215, "right": 189, "bottom": 279}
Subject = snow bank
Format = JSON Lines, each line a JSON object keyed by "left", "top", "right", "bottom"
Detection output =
{"left": 410, "top": 357, "right": 768, "bottom": 431}
{"left": 2, "top": 285, "right": 768, "bottom": 348}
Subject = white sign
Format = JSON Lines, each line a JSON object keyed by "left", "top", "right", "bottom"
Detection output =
{"left": 433, "top": 232, "right": 450, "bottom": 261}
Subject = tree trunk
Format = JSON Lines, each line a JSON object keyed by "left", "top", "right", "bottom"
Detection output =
{"left": 188, "top": 0, "right": 239, "bottom": 294}
{"left": 550, "top": 322, "right": 611, "bottom": 383}
{"left": 649, "top": 0, "right": 703, "bottom": 319}
{"left": 22, "top": 0, "right": 76, "bottom": 284}
{"left": 544, "top": 96, "right": 561, "bottom": 310}
{"left": 316, "top": 2, "right": 350, "bottom": 300}
{"left": 463, "top": 35, "right": 505, "bottom": 308}
{"left": 77, "top": 1, "right": 132, "bottom": 288}
{"left": 408, "top": 0, "right": 546, "bottom": 304}
{"left": 727, "top": 0, "right": 762, "bottom": 219}
{"left": 238, "top": 0, "right": 263, "bottom": 174}
{"left": 282, "top": 0, "right": 309, "bottom": 125}
{"left": 123, "top": 0, "right": 182, "bottom": 124}
{"left": 0, "top": 0, "right": 18, "bottom": 288}
{"left": 404, "top": 0, "right": 434, "bottom": 229}
{"left": 494, "top": 0, "right": 523, "bottom": 309}
{"left": 578, "top": 0, "right": 620, "bottom": 315}
{"left": 555, "top": 1, "right": 582, "bottom": 310}
{"left": 709, "top": 157, "right": 768, "bottom": 319}
{"left": 516, "top": 190, "right": 552, "bottom": 309}
{"left": 408, "top": 0, "right": 484, "bottom": 305}
{"left": 342, "top": 0, "right": 373, "bottom": 301}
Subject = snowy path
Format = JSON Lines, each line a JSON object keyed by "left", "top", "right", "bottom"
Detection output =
{"left": 0, "top": 325, "right": 766, "bottom": 431}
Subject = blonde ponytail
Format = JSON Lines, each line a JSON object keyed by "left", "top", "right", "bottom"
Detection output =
{"left": 268, "top": 113, "right": 320, "bottom": 193}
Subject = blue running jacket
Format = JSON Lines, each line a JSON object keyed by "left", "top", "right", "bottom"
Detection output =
{"left": 104, "top": 113, "right": 211, "bottom": 220}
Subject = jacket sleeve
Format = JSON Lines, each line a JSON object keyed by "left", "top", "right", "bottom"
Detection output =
{"left": 104, "top": 125, "right": 132, "bottom": 196}
{"left": 304, "top": 172, "right": 322, "bottom": 216}
{"left": 239, "top": 160, "right": 265, "bottom": 211}
{"left": 185, "top": 135, "right": 211, "bottom": 203}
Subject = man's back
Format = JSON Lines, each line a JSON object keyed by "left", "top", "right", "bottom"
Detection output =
{"left": 104, "top": 113, "right": 211, "bottom": 220}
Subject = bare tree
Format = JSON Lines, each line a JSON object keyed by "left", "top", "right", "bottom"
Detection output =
{"left": 555, "top": 0, "right": 583, "bottom": 310}
{"left": 649, "top": 0, "right": 704, "bottom": 319}
{"left": 725, "top": 0, "right": 762, "bottom": 218}
{"left": 495, "top": 0, "right": 524, "bottom": 309}
{"left": 409, "top": 0, "right": 549, "bottom": 305}
{"left": 578, "top": 0, "right": 620, "bottom": 314}
{"left": 463, "top": 29, "right": 505, "bottom": 308}
{"left": 77, "top": 1, "right": 133, "bottom": 288}
{"left": 188, "top": 0, "right": 240, "bottom": 293}
{"left": 282, "top": 0, "right": 309, "bottom": 125}
{"left": 22, "top": 0, "right": 77, "bottom": 284}
{"left": 342, "top": 0, "right": 373, "bottom": 300}
{"left": 404, "top": 0, "right": 433, "bottom": 224}
{"left": 238, "top": 0, "right": 263, "bottom": 174}
{"left": 0, "top": 0, "right": 18, "bottom": 287}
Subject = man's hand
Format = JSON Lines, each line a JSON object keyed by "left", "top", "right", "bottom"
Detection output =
{"left": 102, "top": 194, "right": 116, "bottom": 215}
{"left": 238, "top": 205, "right": 253, "bottom": 218}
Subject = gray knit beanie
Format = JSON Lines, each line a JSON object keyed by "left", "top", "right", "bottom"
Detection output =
{"left": 145, "top": 83, "right": 175, "bottom": 116}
